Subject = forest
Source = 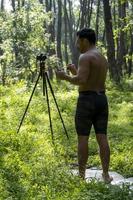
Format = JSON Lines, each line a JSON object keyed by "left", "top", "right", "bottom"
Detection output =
{"left": 0, "top": 0, "right": 133, "bottom": 199}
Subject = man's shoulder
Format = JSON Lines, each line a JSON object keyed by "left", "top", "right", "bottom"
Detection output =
{"left": 79, "top": 52, "right": 93, "bottom": 62}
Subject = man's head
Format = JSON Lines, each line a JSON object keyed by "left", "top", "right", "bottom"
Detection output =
{"left": 76, "top": 28, "right": 96, "bottom": 53}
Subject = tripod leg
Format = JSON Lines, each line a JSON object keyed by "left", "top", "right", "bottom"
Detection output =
{"left": 44, "top": 72, "right": 54, "bottom": 143}
{"left": 17, "top": 73, "right": 41, "bottom": 133}
{"left": 45, "top": 72, "right": 69, "bottom": 140}
{"left": 43, "top": 71, "right": 46, "bottom": 96}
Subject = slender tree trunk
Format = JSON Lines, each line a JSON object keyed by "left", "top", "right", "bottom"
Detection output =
{"left": 102, "top": 28, "right": 106, "bottom": 45}
{"left": 88, "top": 0, "right": 93, "bottom": 27}
{"left": 0, "top": 0, "right": 6, "bottom": 85}
{"left": 128, "top": 28, "right": 133, "bottom": 77}
{"left": 112, "top": 1, "right": 117, "bottom": 29}
{"left": 40, "top": 0, "right": 55, "bottom": 79}
{"left": 57, "top": 0, "right": 62, "bottom": 63}
{"left": 95, "top": 0, "right": 100, "bottom": 41}
{"left": 80, "top": 0, "right": 88, "bottom": 29}
{"left": 11, "top": 0, "right": 15, "bottom": 12}
{"left": 11, "top": 0, "right": 19, "bottom": 63}
{"left": 46, "top": 0, "right": 56, "bottom": 55}
{"left": 112, "top": 1, "right": 119, "bottom": 62}
{"left": 22, "top": 0, "right": 25, "bottom": 6}
{"left": 17, "top": 0, "right": 21, "bottom": 9}
{"left": 1, "top": 0, "right": 4, "bottom": 10}
{"left": 64, "top": 0, "right": 69, "bottom": 64}
{"left": 66, "top": 0, "right": 79, "bottom": 66}
{"left": 1, "top": 59, "right": 7, "bottom": 86}
{"left": 128, "top": 3, "right": 133, "bottom": 77}
{"left": 117, "top": 0, "right": 127, "bottom": 75}
{"left": 103, "top": 0, "right": 120, "bottom": 83}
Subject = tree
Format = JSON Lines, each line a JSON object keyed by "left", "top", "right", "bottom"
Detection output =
{"left": 66, "top": 0, "right": 79, "bottom": 66}
{"left": 103, "top": 0, "right": 120, "bottom": 83}
{"left": 0, "top": 0, "right": 132, "bottom": 84}
{"left": 43, "top": 0, "right": 56, "bottom": 79}
{"left": 80, "top": 0, "right": 88, "bottom": 28}
{"left": 1, "top": 0, "right": 4, "bottom": 10}
{"left": 11, "top": 0, "right": 15, "bottom": 12}
{"left": 57, "top": 0, "right": 62, "bottom": 63}
{"left": 64, "top": 0, "right": 69, "bottom": 64}
{"left": 87, "top": 0, "right": 93, "bottom": 27}
{"left": 117, "top": 0, "right": 127, "bottom": 75}
{"left": 0, "top": 1, "right": 51, "bottom": 83}
{"left": 95, "top": 0, "right": 100, "bottom": 40}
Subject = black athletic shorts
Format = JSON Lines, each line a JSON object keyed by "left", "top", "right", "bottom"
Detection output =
{"left": 75, "top": 91, "right": 109, "bottom": 136}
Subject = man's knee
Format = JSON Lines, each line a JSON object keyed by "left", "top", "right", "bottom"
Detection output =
{"left": 96, "top": 134, "right": 109, "bottom": 147}
{"left": 78, "top": 135, "right": 89, "bottom": 143}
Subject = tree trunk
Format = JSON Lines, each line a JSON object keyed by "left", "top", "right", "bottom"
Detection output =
{"left": 1, "top": 59, "right": 7, "bottom": 86}
{"left": 87, "top": 0, "right": 93, "bottom": 27}
{"left": 17, "top": 0, "right": 20, "bottom": 9}
{"left": 11, "top": 0, "right": 19, "bottom": 64}
{"left": 117, "top": 0, "right": 127, "bottom": 75}
{"left": 102, "top": 28, "right": 106, "bottom": 45}
{"left": 66, "top": 0, "right": 79, "bottom": 66}
{"left": 45, "top": 0, "right": 56, "bottom": 55}
{"left": 11, "top": 0, "right": 15, "bottom": 12}
{"left": 1, "top": 0, "right": 4, "bottom": 10}
{"left": 103, "top": 0, "right": 120, "bottom": 83}
{"left": 40, "top": 0, "right": 55, "bottom": 80}
{"left": 80, "top": 0, "right": 88, "bottom": 29}
{"left": 112, "top": 1, "right": 119, "bottom": 63}
{"left": 95, "top": 0, "right": 100, "bottom": 41}
{"left": 128, "top": 28, "right": 133, "bottom": 77}
{"left": 64, "top": 0, "right": 69, "bottom": 64}
{"left": 57, "top": 0, "right": 62, "bottom": 64}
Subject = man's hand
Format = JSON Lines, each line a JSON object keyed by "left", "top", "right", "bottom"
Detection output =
{"left": 67, "top": 64, "right": 77, "bottom": 75}
{"left": 55, "top": 70, "right": 67, "bottom": 80}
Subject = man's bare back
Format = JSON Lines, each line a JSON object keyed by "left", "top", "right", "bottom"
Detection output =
{"left": 78, "top": 48, "right": 108, "bottom": 92}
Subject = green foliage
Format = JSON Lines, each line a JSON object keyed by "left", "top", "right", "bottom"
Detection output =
{"left": 0, "top": 1, "right": 52, "bottom": 82}
{"left": 0, "top": 81, "right": 133, "bottom": 199}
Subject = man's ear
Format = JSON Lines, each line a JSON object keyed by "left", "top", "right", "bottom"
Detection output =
{"left": 84, "top": 38, "right": 89, "bottom": 44}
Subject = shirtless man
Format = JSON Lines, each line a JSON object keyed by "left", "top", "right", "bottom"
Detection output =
{"left": 56, "top": 28, "right": 113, "bottom": 183}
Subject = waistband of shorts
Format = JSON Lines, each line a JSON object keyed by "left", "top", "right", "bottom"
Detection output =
{"left": 79, "top": 90, "right": 105, "bottom": 95}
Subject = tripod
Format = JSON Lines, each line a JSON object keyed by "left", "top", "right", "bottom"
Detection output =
{"left": 17, "top": 54, "right": 69, "bottom": 143}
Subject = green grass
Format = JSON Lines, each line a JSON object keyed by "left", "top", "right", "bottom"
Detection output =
{"left": 0, "top": 80, "right": 133, "bottom": 199}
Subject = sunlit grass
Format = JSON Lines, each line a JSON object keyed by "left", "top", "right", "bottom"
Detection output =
{"left": 0, "top": 80, "right": 133, "bottom": 199}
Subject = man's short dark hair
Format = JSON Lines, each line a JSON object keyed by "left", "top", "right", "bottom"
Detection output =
{"left": 77, "top": 28, "right": 96, "bottom": 44}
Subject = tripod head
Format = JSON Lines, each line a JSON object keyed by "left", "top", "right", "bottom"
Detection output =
{"left": 36, "top": 53, "right": 47, "bottom": 62}
{"left": 36, "top": 53, "right": 47, "bottom": 77}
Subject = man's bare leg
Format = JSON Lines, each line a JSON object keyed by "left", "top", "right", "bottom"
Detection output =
{"left": 96, "top": 134, "right": 113, "bottom": 183}
{"left": 78, "top": 135, "right": 89, "bottom": 179}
